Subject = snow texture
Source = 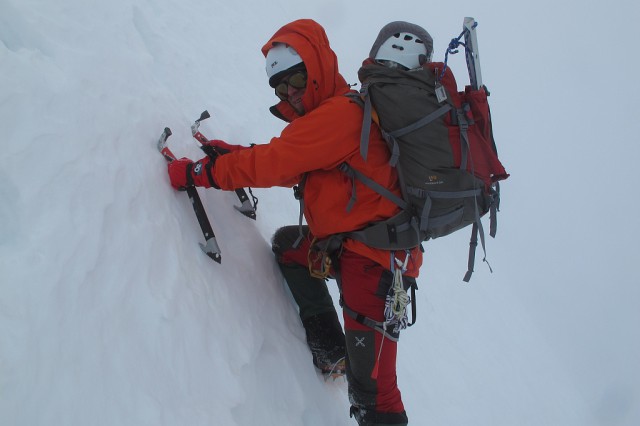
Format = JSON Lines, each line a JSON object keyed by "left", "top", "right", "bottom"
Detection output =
{"left": 1, "top": 0, "right": 639, "bottom": 425}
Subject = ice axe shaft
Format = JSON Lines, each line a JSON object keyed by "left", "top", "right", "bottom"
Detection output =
{"left": 157, "top": 127, "right": 222, "bottom": 263}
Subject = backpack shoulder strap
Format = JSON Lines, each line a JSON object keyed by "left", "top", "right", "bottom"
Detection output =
{"left": 359, "top": 83, "right": 374, "bottom": 162}
{"left": 345, "top": 87, "right": 375, "bottom": 162}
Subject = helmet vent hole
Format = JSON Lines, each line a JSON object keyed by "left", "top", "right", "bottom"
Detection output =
{"left": 404, "top": 35, "right": 413, "bottom": 41}
{"left": 391, "top": 44, "right": 404, "bottom": 51}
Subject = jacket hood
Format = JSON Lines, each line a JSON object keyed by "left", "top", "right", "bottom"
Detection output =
{"left": 262, "top": 19, "right": 349, "bottom": 121}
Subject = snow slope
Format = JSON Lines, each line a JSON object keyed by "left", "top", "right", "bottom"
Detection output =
{"left": 1, "top": 0, "right": 639, "bottom": 425}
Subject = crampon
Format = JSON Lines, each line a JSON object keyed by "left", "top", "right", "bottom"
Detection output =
{"left": 320, "top": 357, "right": 346, "bottom": 381}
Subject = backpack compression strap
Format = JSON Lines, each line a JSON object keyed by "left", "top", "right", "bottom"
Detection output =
{"left": 339, "top": 162, "right": 408, "bottom": 212}
{"left": 463, "top": 191, "right": 493, "bottom": 282}
{"left": 358, "top": 82, "right": 453, "bottom": 166}
{"left": 385, "top": 104, "right": 452, "bottom": 167}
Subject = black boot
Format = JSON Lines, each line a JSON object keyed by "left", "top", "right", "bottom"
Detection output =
{"left": 301, "top": 311, "right": 346, "bottom": 374}
{"left": 350, "top": 406, "right": 409, "bottom": 426}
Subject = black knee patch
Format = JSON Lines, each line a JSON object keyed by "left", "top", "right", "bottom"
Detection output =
{"left": 271, "top": 225, "right": 308, "bottom": 256}
{"left": 345, "top": 330, "right": 377, "bottom": 409}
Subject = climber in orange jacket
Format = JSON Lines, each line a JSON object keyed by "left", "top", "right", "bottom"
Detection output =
{"left": 168, "top": 19, "right": 424, "bottom": 426}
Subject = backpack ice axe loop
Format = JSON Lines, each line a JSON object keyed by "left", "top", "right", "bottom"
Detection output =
{"left": 157, "top": 127, "right": 222, "bottom": 263}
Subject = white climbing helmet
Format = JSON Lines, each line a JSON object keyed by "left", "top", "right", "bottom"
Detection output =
{"left": 369, "top": 22, "right": 434, "bottom": 70}
{"left": 375, "top": 32, "right": 429, "bottom": 69}
{"left": 265, "top": 43, "right": 304, "bottom": 87}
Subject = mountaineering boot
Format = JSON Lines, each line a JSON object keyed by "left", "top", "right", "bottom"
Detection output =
{"left": 301, "top": 310, "right": 346, "bottom": 377}
{"left": 271, "top": 226, "right": 345, "bottom": 377}
{"left": 350, "top": 406, "right": 409, "bottom": 426}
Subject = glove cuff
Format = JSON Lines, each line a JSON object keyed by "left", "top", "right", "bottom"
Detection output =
{"left": 185, "top": 162, "right": 195, "bottom": 187}
{"left": 191, "top": 157, "right": 219, "bottom": 189}
{"left": 204, "top": 159, "right": 219, "bottom": 189}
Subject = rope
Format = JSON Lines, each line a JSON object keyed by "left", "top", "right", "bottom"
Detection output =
{"left": 439, "top": 29, "right": 467, "bottom": 82}
{"left": 383, "top": 252, "right": 411, "bottom": 334}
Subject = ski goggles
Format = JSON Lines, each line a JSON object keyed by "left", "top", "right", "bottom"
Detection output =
{"left": 274, "top": 71, "right": 307, "bottom": 101}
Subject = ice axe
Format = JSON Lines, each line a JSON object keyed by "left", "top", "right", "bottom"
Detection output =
{"left": 157, "top": 127, "right": 222, "bottom": 263}
{"left": 190, "top": 110, "right": 258, "bottom": 220}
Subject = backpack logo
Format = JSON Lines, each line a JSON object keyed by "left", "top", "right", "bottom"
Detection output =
{"left": 425, "top": 175, "right": 443, "bottom": 185}
{"left": 193, "top": 162, "right": 203, "bottom": 175}
{"left": 355, "top": 336, "right": 366, "bottom": 348}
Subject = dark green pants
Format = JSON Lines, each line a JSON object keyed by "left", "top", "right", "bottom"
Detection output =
{"left": 272, "top": 226, "right": 345, "bottom": 372}
{"left": 272, "top": 225, "right": 336, "bottom": 320}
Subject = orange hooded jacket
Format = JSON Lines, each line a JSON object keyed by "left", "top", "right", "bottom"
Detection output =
{"left": 212, "top": 19, "right": 422, "bottom": 275}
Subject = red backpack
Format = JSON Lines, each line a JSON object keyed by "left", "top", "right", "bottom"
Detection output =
{"left": 340, "top": 59, "right": 509, "bottom": 281}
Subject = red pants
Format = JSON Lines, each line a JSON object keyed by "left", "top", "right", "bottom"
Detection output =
{"left": 338, "top": 249, "right": 407, "bottom": 422}
{"left": 272, "top": 226, "right": 409, "bottom": 424}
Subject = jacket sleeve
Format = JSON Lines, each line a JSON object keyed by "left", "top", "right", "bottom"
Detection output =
{"left": 213, "top": 98, "right": 363, "bottom": 190}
